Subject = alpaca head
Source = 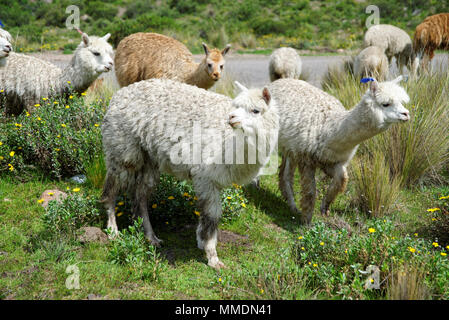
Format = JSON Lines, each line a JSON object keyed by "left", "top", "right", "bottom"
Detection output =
{"left": 201, "top": 43, "right": 231, "bottom": 82}
{"left": 74, "top": 33, "right": 114, "bottom": 75}
{"left": 364, "top": 76, "right": 410, "bottom": 129}
{"left": 0, "top": 28, "right": 12, "bottom": 67}
{"left": 229, "top": 81, "right": 278, "bottom": 136}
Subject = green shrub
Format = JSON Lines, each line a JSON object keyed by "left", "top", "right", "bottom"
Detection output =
{"left": 295, "top": 220, "right": 449, "bottom": 299}
{"left": 42, "top": 193, "right": 102, "bottom": 236}
{"left": 108, "top": 218, "right": 164, "bottom": 281}
{"left": 0, "top": 90, "right": 105, "bottom": 178}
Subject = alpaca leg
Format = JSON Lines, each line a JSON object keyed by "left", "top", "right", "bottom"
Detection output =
{"left": 134, "top": 167, "right": 162, "bottom": 247}
{"left": 101, "top": 171, "right": 119, "bottom": 237}
{"left": 298, "top": 163, "right": 316, "bottom": 225}
{"left": 320, "top": 164, "right": 348, "bottom": 215}
{"left": 279, "top": 154, "right": 299, "bottom": 213}
{"left": 194, "top": 178, "right": 224, "bottom": 269}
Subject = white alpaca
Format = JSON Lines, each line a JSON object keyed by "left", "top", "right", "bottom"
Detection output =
{"left": 354, "top": 46, "right": 389, "bottom": 80}
{"left": 267, "top": 77, "right": 409, "bottom": 224}
{"left": 0, "top": 33, "right": 113, "bottom": 115}
{"left": 364, "top": 24, "right": 418, "bottom": 74}
{"left": 269, "top": 47, "right": 302, "bottom": 82}
{"left": 0, "top": 28, "right": 12, "bottom": 68}
{"left": 101, "top": 79, "right": 279, "bottom": 269}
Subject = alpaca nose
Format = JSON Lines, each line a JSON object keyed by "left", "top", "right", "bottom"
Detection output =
{"left": 4, "top": 45, "right": 11, "bottom": 52}
{"left": 401, "top": 111, "right": 410, "bottom": 120}
{"left": 212, "top": 72, "right": 219, "bottom": 79}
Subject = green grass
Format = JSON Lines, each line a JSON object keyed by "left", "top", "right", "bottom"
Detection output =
{"left": 0, "top": 162, "right": 448, "bottom": 299}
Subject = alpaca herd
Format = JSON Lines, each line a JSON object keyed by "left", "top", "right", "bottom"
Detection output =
{"left": 0, "top": 12, "right": 447, "bottom": 269}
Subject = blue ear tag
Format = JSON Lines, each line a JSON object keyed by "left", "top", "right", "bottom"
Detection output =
{"left": 360, "top": 77, "right": 375, "bottom": 83}
{"left": 0, "top": 20, "right": 4, "bottom": 28}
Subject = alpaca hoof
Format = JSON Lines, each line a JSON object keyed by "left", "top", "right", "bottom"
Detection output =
{"left": 208, "top": 259, "right": 226, "bottom": 270}
{"left": 321, "top": 208, "right": 330, "bottom": 216}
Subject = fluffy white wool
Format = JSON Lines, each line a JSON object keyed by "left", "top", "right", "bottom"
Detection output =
{"left": 0, "top": 33, "right": 113, "bottom": 115}
{"left": 363, "top": 24, "right": 416, "bottom": 73}
{"left": 268, "top": 78, "right": 410, "bottom": 224}
{"left": 269, "top": 47, "right": 302, "bottom": 82}
{"left": 354, "top": 46, "right": 389, "bottom": 80}
{"left": 101, "top": 78, "right": 279, "bottom": 269}
{"left": 0, "top": 28, "right": 12, "bottom": 68}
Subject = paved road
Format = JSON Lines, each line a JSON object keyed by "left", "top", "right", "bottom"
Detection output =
{"left": 30, "top": 51, "right": 448, "bottom": 91}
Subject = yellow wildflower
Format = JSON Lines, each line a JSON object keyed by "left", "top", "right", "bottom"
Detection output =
{"left": 298, "top": 236, "right": 303, "bottom": 240}
{"left": 8, "top": 164, "right": 14, "bottom": 171}
{"left": 319, "top": 241, "right": 324, "bottom": 246}
{"left": 439, "top": 195, "right": 449, "bottom": 200}
{"left": 427, "top": 208, "right": 440, "bottom": 212}
{"left": 313, "top": 263, "right": 318, "bottom": 267}
{"left": 61, "top": 124, "right": 66, "bottom": 128}
{"left": 47, "top": 192, "right": 54, "bottom": 196}
{"left": 72, "top": 188, "right": 80, "bottom": 192}
{"left": 37, "top": 199, "right": 44, "bottom": 204}
{"left": 441, "top": 252, "right": 447, "bottom": 257}
{"left": 241, "top": 203, "right": 246, "bottom": 208}
{"left": 0, "top": 142, "right": 2, "bottom": 146}
{"left": 368, "top": 228, "right": 375, "bottom": 233}
{"left": 218, "top": 278, "right": 222, "bottom": 282}
{"left": 152, "top": 204, "right": 157, "bottom": 209}
{"left": 65, "top": 105, "right": 70, "bottom": 109}
{"left": 69, "top": 95, "right": 73, "bottom": 99}
{"left": 432, "top": 242, "right": 439, "bottom": 247}
{"left": 227, "top": 196, "right": 232, "bottom": 199}
{"left": 94, "top": 124, "right": 100, "bottom": 127}
{"left": 81, "top": 92, "right": 87, "bottom": 96}
{"left": 194, "top": 211, "right": 200, "bottom": 216}
{"left": 34, "top": 104, "right": 40, "bottom": 107}
{"left": 118, "top": 201, "right": 124, "bottom": 206}
{"left": 117, "top": 212, "right": 123, "bottom": 217}
{"left": 168, "top": 196, "right": 175, "bottom": 200}
{"left": 408, "top": 247, "right": 416, "bottom": 253}
{"left": 9, "top": 151, "right": 14, "bottom": 157}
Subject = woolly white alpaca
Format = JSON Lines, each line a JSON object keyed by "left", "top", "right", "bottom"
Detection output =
{"left": 0, "top": 33, "right": 113, "bottom": 115}
{"left": 364, "top": 24, "right": 418, "bottom": 74}
{"left": 269, "top": 47, "right": 302, "bottom": 82}
{"left": 101, "top": 79, "right": 279, "bottom": 269}
{"left": 0, "top": 28, "right": 12, "bottom": 68}
{"left": 354, "top": 46, "right": 389, "bottom": 80}
{"left": 114, "top": 32, "right": 231, "bottom": 89}
{"left": 267, "top": 77, "right": 409, "bottom": 224}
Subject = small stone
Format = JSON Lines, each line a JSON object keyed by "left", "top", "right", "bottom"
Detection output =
{"left": 77, "top": 227, "right": 108, "bottom": 244}
{"left": 39, "top": 189, "right": 68, "bottom": 208}
{"left": 87, "top": 293, "right": 102, "bottom": 300}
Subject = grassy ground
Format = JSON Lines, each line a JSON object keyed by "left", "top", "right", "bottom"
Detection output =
{"left": 0, "top": 162, "right": 447, "bottom": 299}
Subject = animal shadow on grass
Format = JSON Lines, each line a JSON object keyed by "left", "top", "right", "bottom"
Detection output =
{"left": 243, "top": 181, "right": 302, "bottom": 234}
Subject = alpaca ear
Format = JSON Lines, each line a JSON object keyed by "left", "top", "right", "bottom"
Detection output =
{"left": 262, "top": 88, "right": 271, "bottom": 105}
{"left": 102, "top": 33, "right": 111, "bottom": 42}
{"left": 221, "top": 44, "right": 231, "bottom": 56}
{"left": 82, "top": 33, "right": 90, "bottom": 46}
{"left": 234, "top": 81, "right": 248, "bottom": 93}
{"left": 202, "top": 43, "right": 210, "bottom": 56}
{"left": 369, "top": 79, "right": 378, "bottom": 96}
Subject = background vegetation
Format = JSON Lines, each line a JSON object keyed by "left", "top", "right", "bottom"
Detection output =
{"left": 1, "top": 0, "right": 449, "bottom": 53}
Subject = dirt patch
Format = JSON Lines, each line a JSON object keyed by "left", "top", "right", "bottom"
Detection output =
{"left": 218, "top": 229, "right": 249, "bottom": 244}
{"left": 77, "top": 226, "right": 108, "bottom": 244}
{"left": 39, "top": 189, "right": 67, "bottom": 208}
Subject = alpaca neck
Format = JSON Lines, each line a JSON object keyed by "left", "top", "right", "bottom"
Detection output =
{"left": 59, "top": 56, "right": 98, "bottom": 95}
{"left": 330, "top": 96, "right": 386, "bottom": 151}
{"left": 0, "top": 57, "right": 6, "bottom": 68}
{"left": 185, "top": 60, "right": 215, "bottom": 90}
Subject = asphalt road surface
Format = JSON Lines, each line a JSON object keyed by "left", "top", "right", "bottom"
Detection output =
{"left": 30, "top": 51, "right": 448, "bottom": 91}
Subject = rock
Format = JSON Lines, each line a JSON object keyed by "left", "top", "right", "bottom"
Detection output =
{"left": 77, "top": 227, "right": 108, "bottom": 244}
{"left": 87, "top": 293, "right": 102, "bottom": 300}
{"left": 70, "top": 174, "right": 87, "bottom": 184}
{"left": 39, "top": 189, "right": 68, "bottom": 208}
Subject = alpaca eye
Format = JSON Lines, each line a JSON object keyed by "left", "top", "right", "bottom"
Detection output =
{"left": 93, "top": 52, "right": 100, "bottom": 56}
{"left": 220, "top": 65, "right": 224, "bottom": 70}
{"left": 382, "top": 103, "right": 390, "bottom": 107}
{"left": 208, "top": 63, "right": 212, "bottom": 68}
{"left": 252, "top": 109, "right": 260, "bottom": 114}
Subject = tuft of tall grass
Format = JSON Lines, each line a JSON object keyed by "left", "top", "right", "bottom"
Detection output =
{"left": 351, "top": 149, "right": 402, "bottom": 217}
{"left": 387, "top": 264, "right": 430, "bottom": 300}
